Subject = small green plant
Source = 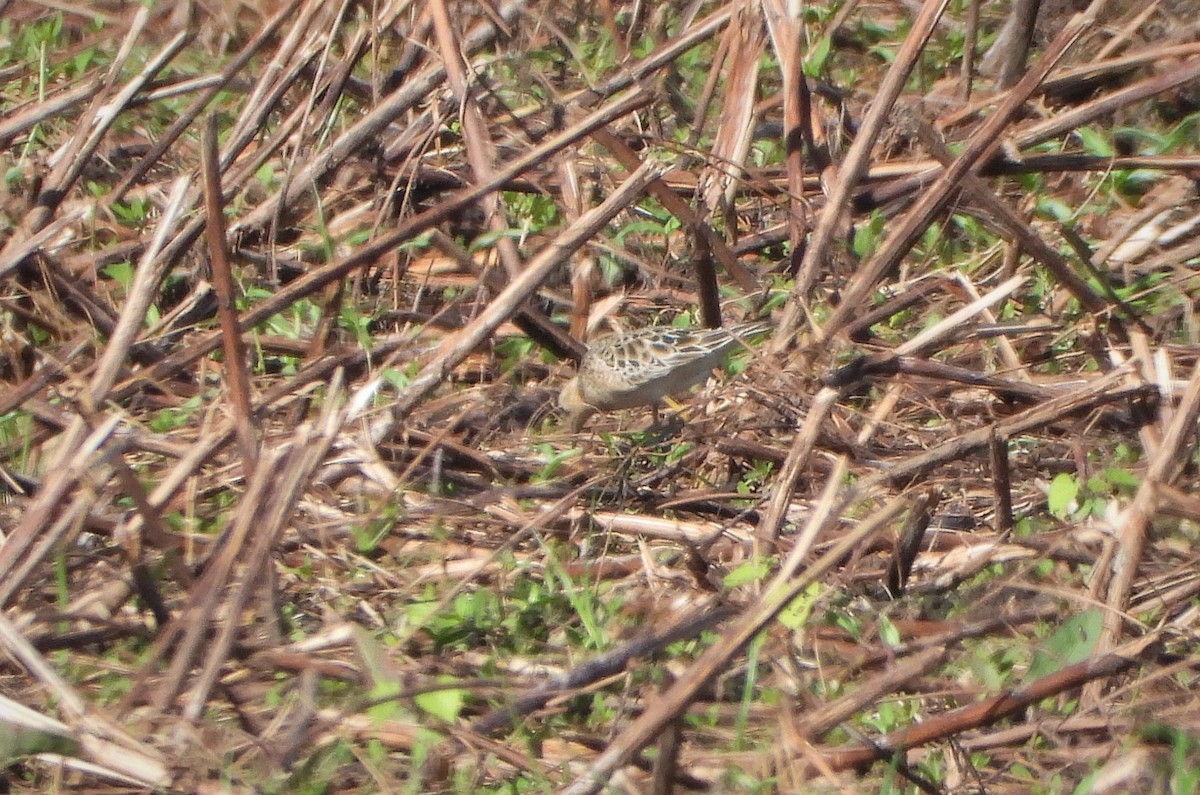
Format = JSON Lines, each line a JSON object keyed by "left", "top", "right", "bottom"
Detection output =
{"left": 530, "top": 443, "right": 582, "bottom": 483}
{"left": 339, "top": 304, "right": 372, "bottom": 349}
{"left": 1024, "top": 608, "right": 1102, "bottom": 683}
{"left": 496, "top": 335, "right": 538, "bottom": 374}
{"left": 350, "top": 516, "right": 395, "bottom": 554}
{"left": 736, "top": 459, "right": 774, "bottom": 495}
{"left": 803, "top": 34, "right": 833, "bottom": 77}
{"left": 1048, "top": 467, "right": 1140, "bottom": 521}
{"left": 148, "top": 394, "right": 204, "bottom": 433}
{"left": 109, "top": 196, "right": 152, "bottom": 228}
{"left": 853, "top": 210, "right": 888, "bottom": 259}
{"left": 102, "top": 261, "right": 135, "bottom": 291}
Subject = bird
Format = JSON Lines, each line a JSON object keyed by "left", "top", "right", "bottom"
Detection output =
{"left": 558, "top": 320, "right": 771, "bottom": 431}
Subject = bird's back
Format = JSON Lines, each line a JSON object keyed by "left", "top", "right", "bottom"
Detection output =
{"left": 577, "top": 321, "right": 769, "bottom": 410}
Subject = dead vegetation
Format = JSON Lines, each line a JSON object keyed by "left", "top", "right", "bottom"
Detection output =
{"left": 1, "top": 0, "right": 1199, "bottom": 791}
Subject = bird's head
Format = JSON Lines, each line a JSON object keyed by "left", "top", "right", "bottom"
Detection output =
{"left": 558, "top": 376, "right": 598, "bottom": 431}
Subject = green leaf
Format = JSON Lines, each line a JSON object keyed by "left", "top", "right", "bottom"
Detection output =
{"left": 415, "top": 678, "right": 466, "bottom": 723}
{"left": 1102, "top": 466, "right": 1140, "bottom": 491}
{"left": 1024, "top": 608, "right": 1102, "bottom": 683}
{"left": 1075, "top": 127, "right": 1113, "bottom": 157}
{"left": 777, "top": 582, "right": 821, "bottom": 630}
{"left": 102, "top": 261, "right": 135, "bottom": 291}
{"left": 803, "top": 35, "right": 832, "bottom": 77}
{"left": 353, "top": 627, "right": 404, "bottom": 722}
{"left": 1047, "top": 473, "right": 1079, "bottom": 519}
{"left": 878, "top": 615, "right": 901, "bottom": 648}
{"left": 724, "top": 559, "right": 770, "bottom": 589}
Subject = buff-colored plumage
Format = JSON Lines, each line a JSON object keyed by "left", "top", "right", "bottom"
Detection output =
{"left": 559, "top": 321, "right": 770, "bottom": 430}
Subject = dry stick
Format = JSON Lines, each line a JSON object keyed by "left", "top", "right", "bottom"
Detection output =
{"left": 989, "top": 428, "right": 1014, "bottom": 536}
{"left": 690, "top": 232, "right": 723, "bottom": 328}
{"left": 979, "top": 0, "right": 1040, "bottom": 87}
{"left": 582, "top": 4, "right": 733, "bottom": 102}
{"left": 430, "top": 0, "right": 525, "bottom": 281}
{"left": 266, "top": 0, "right": 368, "bottom": 269}
{"left": 139, "top": 446, "right": 282, "bottom": 714}
{"left": 773, "top": 0, "right": 953, "bottom": 350}
{"left": 70, "top": 399, "right": 174, "bottom": 626}
{"left": 202, "top": 113, "right": 259, "bottom": 475}
{"left": 559, "top": 154, "right": 592, "bottom": 339}
{"left": 108, "top": 0, "right": 305, "bottom": 203}
{"left": 695, "top": 5, "right": 765, "bottom": 325}
{"left": 108, "top": 332, "right": 415, "bottom": 564}
{"left": 376, "top": 158, "right": 665, "bottom": 433}
{"left": 429, "top": 229, "right": 583, "bottom": 361}
{"left": 762, "top": 0, "right": 809, "bottom": 274}
{"left": 127, "top": 400, "right": 333, "bottom": 717}
{"left": 948, "top": 273, "right": 1031, "bottom": 380}
{"left": 0, "top": 18, "right": 183, "bottom": 258}
{"left": 1014, "top": 55, "right": 1200, "bottom": 151}
{"left": 912, "top": 119, "right": 1139, "bottom": 335}
{"left": 1044, "top": 40, "right": 1200, "bottom": 94}
{"left": 847, "top": 357, "right": 1053, "bottom": 407}
{"left": 651, "top": 704, "right": 682, "bottom": 795}
{"left": 829, "top": 275, "right": 1027, "bottom": 387}
{"left": 556, "top": 4, "right": 757, "bottom": 295}
{"left": 2, "top": 23, "right": 188, "bottom": 353}
{"left": 1121, "top": 329, "right": 1164, "bottom": 469}
{"left": 109, "top": 88, "right": 651, "bottom": 411}
{"left": 233, "top": 0, "right": 527, "bottom": 235}
{"left": 0, "top": 178, "right": 193, "bottom": 606}
{"left": 1135, "top": 232, "right": 1200, "bottom": 277}
{"left": 135, "top": 74, "right": 230, "bottom": 103}
{"left": 587, "top": 127, "right": 759, "bottom": 294}
{"left": 893, "top": 275, "right": 1025, "bottom": 357}
{"left": 1103, "top": 5, "right": 1181, "bottom": 62}
{"left": 685, "top": 8, "right": 733, "bottom": 154}
{"left": 0, "top": 212, "right": 86, "bottom": 281}
{"left": 819, "top": 4, "right": 1108, "bottom": 343}
{"left": 0, "top": 77, "right": 101, "bottom": 148}
{"left": 562, "top": 471, "right": 908, "bottom": 795}
{"left": 181, "top": 387, "right": 344, "bottom": 721}
{"left": 33, "top": 254, "right": 121, "bottom": 340}
{"left": 845, "top": 606, "right": 1067, "bottom": 678}
{"left": 0, "top": 613, "right": 170, "bottom": 788}
{"left": 95, "top": 0, "right": 150, "bottom": 91}
{"left": 0, "top": 414, "right": 121, "bottom": 602}
{"left": 813, "top": 633, "right": 1157, "bottom": 776}
{"left": 1090, "top": 177, "right": 1193, "bottom": 269}
{"left": 232, "top": 0, "right": 351, "bottom": 168}
{"left": 756, "top": 386, "right": 840, "bottom": 548}
{"left": 16, "top": 20, "right": 185, "bottom": 239}
{"left": 183, "top": 3, "right": 331, "bottom": 242}
{"left": 699, "top": 6, "right": 763, "bottom": 221}
{"left": 863, "top": 367, "right": 1150, "bottom": 491}
{"left": 796, "top": 645, "right": 949, "bottom": 741}
{"left": 469, "top": 599, "right": 738, "bottom": 736}
{"left": 1093, "top": 360, "right": 1200, "bottom": 684}
{"left": 246, "top": 0, "right": 342, "bottom": 144}
{"left": 961, "top": 0, "right": 980, "bottom": 100}
{"left": 828, "top": 0, "right": 863, "bottom": 36}
{"left": 870, "top": 153, "right": 1200, "bottom": 212}
{"left": 885, "top": 488, "right": 938, "bottom": 598}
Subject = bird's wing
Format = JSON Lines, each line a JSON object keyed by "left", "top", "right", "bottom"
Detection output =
{"left": 586, "top": 322, "right": 769, "bottom": 392}
{"left": 616, "top": 327, "right": 739, "bottom": 385}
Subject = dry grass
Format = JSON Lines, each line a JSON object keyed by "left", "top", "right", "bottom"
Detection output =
{"left": 1, "top": 0, "right": 1200, "bottom": 792}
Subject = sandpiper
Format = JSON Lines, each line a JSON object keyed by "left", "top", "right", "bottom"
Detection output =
{"left": 558, "top": 320, "right": 771, "bottom": 430}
